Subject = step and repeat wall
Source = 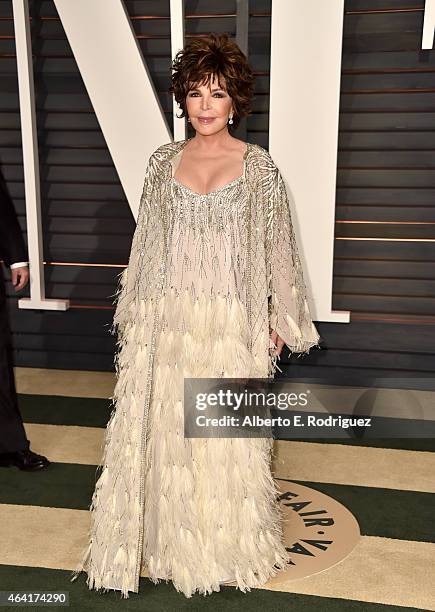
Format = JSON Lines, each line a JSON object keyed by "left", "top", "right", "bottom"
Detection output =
{"left": 1, "top": 0, "right": 434, "bottom": 377}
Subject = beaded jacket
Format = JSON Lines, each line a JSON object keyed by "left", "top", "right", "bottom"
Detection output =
{"left": 70, "top": 138, "right": 321, "bottom": 597}
{"left": 115, "top": 138, "right": 321, "bottom": 371}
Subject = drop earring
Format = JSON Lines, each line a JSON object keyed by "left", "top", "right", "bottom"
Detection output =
{"left": 187, "top": 117, "right": 191, "bottom": 123}
{"left": 228, "top": 115, "right": 234, "bottom": 125}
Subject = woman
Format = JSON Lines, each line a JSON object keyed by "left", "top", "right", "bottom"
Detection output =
{"left": 71, "top": 32, "right": 321, "bottom": 599}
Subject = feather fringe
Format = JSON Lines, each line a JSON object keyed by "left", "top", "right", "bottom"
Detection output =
{"left": 140, "top": 289, "right": 290, "bottom": 598}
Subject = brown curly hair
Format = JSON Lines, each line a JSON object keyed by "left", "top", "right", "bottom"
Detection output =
{"left": 169, "top": 33, "right": 255, "bottom": 130}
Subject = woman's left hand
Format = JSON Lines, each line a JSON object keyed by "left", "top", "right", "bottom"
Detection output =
{"left": 270, "top": 329, "right": 285, "bottom": 356}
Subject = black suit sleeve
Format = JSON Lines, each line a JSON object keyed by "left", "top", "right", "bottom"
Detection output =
{"left": 0, "top": 168, "right": 27, "bottom": 268}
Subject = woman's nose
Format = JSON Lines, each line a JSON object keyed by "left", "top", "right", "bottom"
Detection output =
{"left": 201, "top": 96, "right": 210, "bottom": 110}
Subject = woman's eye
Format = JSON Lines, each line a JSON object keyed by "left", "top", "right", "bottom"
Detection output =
{"left": 187, "top": 92, "right": 226, "bottom": 98}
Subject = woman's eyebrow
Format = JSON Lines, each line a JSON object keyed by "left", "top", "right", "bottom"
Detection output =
{"left": 188, "top": 86, "right": 227, "bottom": 92}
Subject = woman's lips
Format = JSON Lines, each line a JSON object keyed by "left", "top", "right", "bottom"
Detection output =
{"left": 198, "top": 117, "right": 216, "bottom": 124}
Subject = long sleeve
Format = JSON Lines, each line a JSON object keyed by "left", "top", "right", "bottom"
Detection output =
{"left": 10, "top": 261, "right": 28, "bottom": 269}
{"left": 0, "top": 169, "right": 28, "bottom": 268}
{"left": 265, "top": 161, "right": 321, "bottom": 356}
{"left": 110, "top": 147, "right": 164, "bottom": 338}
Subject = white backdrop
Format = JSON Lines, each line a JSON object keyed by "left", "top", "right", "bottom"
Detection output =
{"left": 14, "top": 0, "right": 356, "bottom": 323}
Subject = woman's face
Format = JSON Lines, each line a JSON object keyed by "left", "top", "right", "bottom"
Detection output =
{"left": 185, "top": 74, "right": 233, "bottom": 135}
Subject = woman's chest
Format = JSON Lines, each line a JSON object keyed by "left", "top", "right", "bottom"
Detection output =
{"left": 167, "top": 177, "right": 250, "bottom": 231}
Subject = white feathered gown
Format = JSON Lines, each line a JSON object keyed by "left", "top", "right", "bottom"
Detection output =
{"left": 70, "top": 140, "right": 321, "bottom": 599}
{"left": 141, "top": 164, "right": 287, "bottom": 598}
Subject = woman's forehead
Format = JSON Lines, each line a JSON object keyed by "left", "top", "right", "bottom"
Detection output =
{"left": 189, "top": 73, "right": 227, "bottom": 90}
